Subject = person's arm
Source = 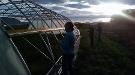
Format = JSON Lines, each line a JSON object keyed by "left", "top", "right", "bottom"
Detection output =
{"left": 60, "top": 34, "right": 69, "bottom": 51}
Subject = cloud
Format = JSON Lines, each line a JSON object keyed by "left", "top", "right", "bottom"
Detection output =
{"left": 60, "top": 10, "right": 93, "bottom": 17}
{"left": 64, "top": 1, "right": 90, "bottom": 9}
{"left": 85, "top": 0, "right": 99, "bottom": 4}
{"left": 40, "top": 1, "right": 92, "bottom": 13}
{"left": 33, "top": 0, "right": 64, "bottom": 4}
{"left": 50, "top": 6, "right": 66, "bottom": 11}
{"left": 39, "top": 0, "right": 110, "bottom": 21}
{"left": 99, "top": 0, "right": 135, "bottom": 5}
{"left": 33, "top": 0, "right": 99, "bottom": 4}
{"left": 34, "top": 0, "right": 135, "bottom": 5}
{"left": 37, "top": 0, "right": 135, "bottom": 22}
{"left": 123, "top": 0, "right": 135, "bottom": 5}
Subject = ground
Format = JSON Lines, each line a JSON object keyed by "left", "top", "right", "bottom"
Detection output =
{"left": 74, "top": 24, "right": 135, "bottom": 75}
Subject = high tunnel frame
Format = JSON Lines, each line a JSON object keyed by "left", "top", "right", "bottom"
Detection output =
{"left": 0, "top": 0, "right": 80, "bottom": 75}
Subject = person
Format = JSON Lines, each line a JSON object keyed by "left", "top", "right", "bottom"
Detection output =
{"left": 60, "top": 22, "right": 76, "bottom": 75}
{"left": 73, "top": 27, "right": 80, "bottom": 61}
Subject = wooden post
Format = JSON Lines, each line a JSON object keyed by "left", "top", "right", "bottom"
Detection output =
{"left": 97, "top": 23, "right": 102, "bottom": 43}
{"left": 89, "top": 24, "right": 94, "bottom": 48}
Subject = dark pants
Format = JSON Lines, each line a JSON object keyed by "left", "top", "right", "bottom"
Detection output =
{"left": 61, "top": 54, "right": 74, "bottom": 75}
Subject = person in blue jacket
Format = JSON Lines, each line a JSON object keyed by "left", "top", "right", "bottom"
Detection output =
{"left": 60, "top": 22, "right": 75, "bottom": 75}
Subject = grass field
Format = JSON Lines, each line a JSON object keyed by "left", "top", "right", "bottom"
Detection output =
{"left": 74, "top": 24, "right": 135, "bottom": 75}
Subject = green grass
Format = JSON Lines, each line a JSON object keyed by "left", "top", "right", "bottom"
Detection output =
{"left": 75, "top": 25, "right": 135, "bottom": 75}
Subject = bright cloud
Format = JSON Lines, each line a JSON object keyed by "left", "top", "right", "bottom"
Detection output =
{"left": 82, "top": 2, "right": 135, "bottom": 16}
{"left": 39, "top": 0, "right": 135, "bottom": 22}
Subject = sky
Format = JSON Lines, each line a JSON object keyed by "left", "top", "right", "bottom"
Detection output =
{"left": 2, "top": 0, "right": 135, "bottom": 22}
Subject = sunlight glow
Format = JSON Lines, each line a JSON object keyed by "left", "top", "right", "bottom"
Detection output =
{"left": 93, "top": 18, "right": 111, "bottom": 22}
{"left": 100, "top": 18, "right": 111, "bottom": 22}
{"left": 119, "top": 11, "right": 135, "bottom": 22}
{"left": 89, "top": 2, "right": 134, "bottom": 16}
